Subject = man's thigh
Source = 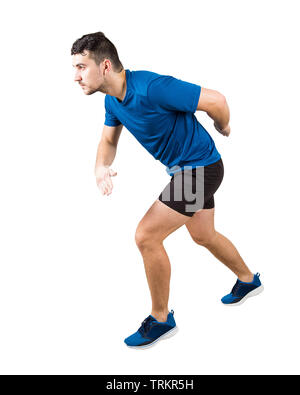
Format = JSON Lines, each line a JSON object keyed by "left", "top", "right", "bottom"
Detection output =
{"left": 185, "top": 207, "right": 216, "bottom": 242}
{"left": 136, "top": 199, "right": 190, "bottom": 242}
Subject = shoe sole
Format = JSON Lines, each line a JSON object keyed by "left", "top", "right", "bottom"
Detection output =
{"left": 222, "top": 285, "right": 264, "bottom": 307}
{"left": 126, "top": 326, "right": 179, "bottom": 350}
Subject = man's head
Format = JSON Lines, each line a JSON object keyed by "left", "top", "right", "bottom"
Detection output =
{"left": 71, "top": 32, "right": 123, "bottom": 95}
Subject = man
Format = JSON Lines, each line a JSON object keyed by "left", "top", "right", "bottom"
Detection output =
{"left": 71, "top": 32, "right": 263, "bottom": 349}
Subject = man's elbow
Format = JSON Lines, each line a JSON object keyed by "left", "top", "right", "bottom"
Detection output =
{"left": 206, "top": 92, "right": 228, "bottom": 120}
{"left": 212, "top": 92, "right": 227, "bottom": 114}
{"left": 218, "top": 93, "right": 227, "bottom": 108}
{"left": 197, "top": 88, "right": 230, "bottom": 130}
{"left": 196, "top": 88, "right": 226, "bottom": 113}
{"left": 220, "top": 94, "right": 230, "bottom": 125}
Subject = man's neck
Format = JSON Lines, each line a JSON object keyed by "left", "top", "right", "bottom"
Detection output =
{"left": 106, "top": 69, "right": 127, "bottom": 102}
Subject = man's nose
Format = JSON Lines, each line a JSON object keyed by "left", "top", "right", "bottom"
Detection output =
{"left": 74, "top": 72, "right": 82, "bottom": 82}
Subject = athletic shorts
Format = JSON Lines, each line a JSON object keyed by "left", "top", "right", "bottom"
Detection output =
{"left": 158, "top": 158, "right": 224, "bottom": 217}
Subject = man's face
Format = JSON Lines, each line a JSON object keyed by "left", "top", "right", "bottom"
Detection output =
{"left": 72, "top": 51, "right": 107, "bottom": 95}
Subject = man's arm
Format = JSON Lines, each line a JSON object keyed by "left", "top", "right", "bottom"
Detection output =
{"left": 95, "top": 124, "right": 123, "bottom": 195}
{"left": 196, "top": 88, "right": 231, "bottom": 137}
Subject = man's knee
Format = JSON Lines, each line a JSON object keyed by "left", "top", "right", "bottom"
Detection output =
{"left": 135, "top": 228, "right": 152, "bottom": 250}
{"left": 135, "top": 226, "right": 162, "bottom": 250}
{"left": 191, "top": 231, "right": 217, "bottom": 247}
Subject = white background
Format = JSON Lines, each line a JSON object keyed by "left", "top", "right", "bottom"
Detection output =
{"left": 0, "top": 0, "right": 299, "bottom": 375}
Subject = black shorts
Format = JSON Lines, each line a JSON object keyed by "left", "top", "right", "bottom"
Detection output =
{"left": 158, "top": 158, "right": 224, "bottom": 217}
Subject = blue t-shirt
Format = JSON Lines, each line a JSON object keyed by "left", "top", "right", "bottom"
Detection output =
{"left": 104, "top": 69, "right": 221, "bottom": 175}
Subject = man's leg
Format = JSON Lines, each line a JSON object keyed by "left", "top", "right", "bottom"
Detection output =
{"left": 135, "top": 199, "right": 190, "bottom": 322}
{"left": 185, "top": 208, "right": 253, "bottom": 282}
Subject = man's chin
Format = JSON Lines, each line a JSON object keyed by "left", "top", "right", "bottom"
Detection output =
{"left": 83, "top": 89, "right": 96, "bottom": 95}
{"left": 81, "top": 87, "right": 97, "bottom": 95}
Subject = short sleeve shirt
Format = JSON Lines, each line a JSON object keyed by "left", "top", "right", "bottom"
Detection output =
{"left": 104, "top": 69, "right": 221, "bottom": 175}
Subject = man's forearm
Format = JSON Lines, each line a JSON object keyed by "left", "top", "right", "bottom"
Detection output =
{"left": 207, "top": 96, "right": 230, "bottom": 130}
{"left": 95, "top": 138, "right": 117, "bottom": 169}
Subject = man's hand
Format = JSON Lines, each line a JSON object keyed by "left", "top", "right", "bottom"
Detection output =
{"left": 214, "top": 122, "right": 231, "bottom": 137}
{"left": 95, "top": 165, "right": 117, "bottom": 196}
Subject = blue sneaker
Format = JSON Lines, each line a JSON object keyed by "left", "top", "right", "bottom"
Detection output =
{"left": 124, "top": 310, "right": 178, "bottom": 349}
{"left": 221, "top": 273, "right": 264, "bottom": 306}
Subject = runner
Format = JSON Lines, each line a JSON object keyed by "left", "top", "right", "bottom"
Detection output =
{"left": 71, "top": 32, "right": 263, "bottom": 349}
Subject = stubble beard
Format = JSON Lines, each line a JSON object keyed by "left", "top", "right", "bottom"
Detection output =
{"left": 84, "top": 81, "right": 108, "bottom": 96}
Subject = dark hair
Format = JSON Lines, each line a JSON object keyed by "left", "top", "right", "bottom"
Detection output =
{"left": 71, "top": 32, "right": 123, "bottom": 72}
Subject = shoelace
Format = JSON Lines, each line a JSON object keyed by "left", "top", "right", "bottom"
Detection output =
{"left": 231, "top": 281, "right": 242, "bottom": 296}
{"left": 138, "top": 316, "right": 155, "bottom": 336}
{"left": 231, "top": 273, "right": 260, "bottom": 296}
